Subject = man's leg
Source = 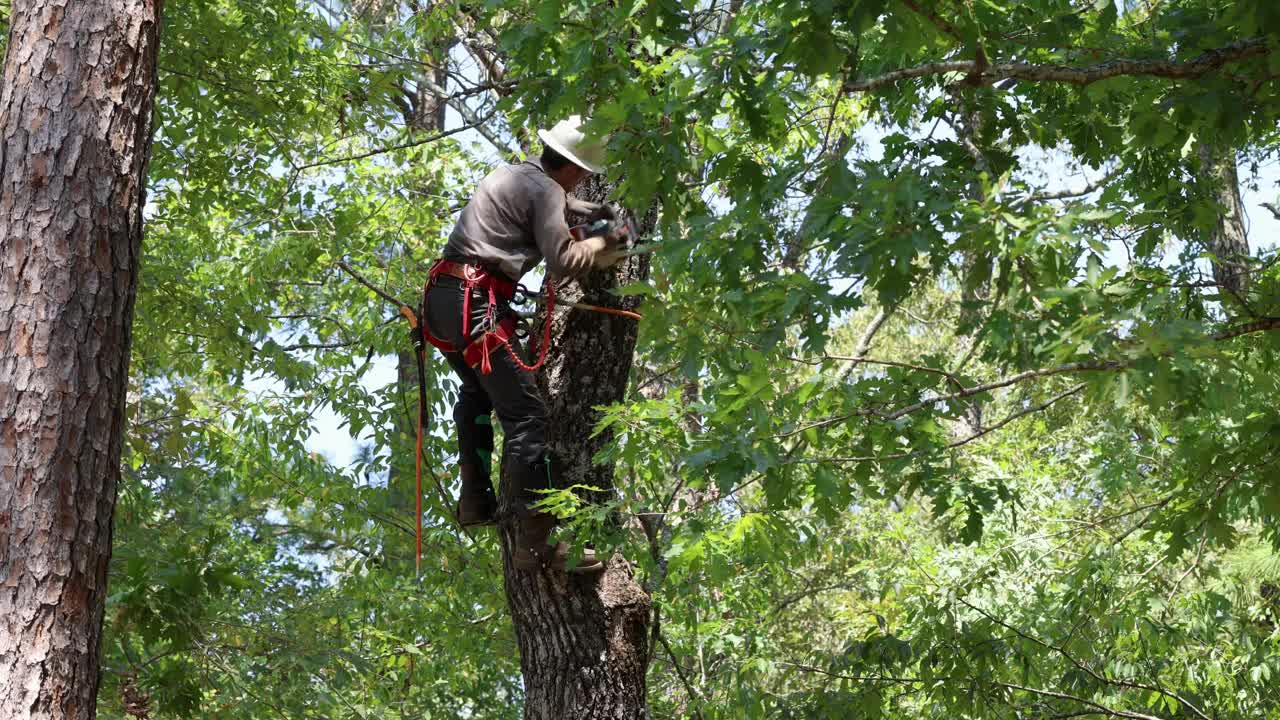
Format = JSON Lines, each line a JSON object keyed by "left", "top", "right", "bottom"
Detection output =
{"left": 425, "top": 278, "right": 499, "bottom": 526}
{"left": 426, "top": 276, "right": 600, "bottom": 571}
{"left": 443, "top": 351, "right": 498, "bottom": 526}
{"left": 448, "top": 325, "right": 548, "bottom": 508}
{"left": 465, "top": 348, "right": 588, "bottom": 571}
{"left": 466, "top": 343, "right": 602, "bottom": 572}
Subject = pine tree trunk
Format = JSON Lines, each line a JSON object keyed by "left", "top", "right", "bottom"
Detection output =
{"left": 0, "top": 1, "right": 162, "bottom": 718}
{"left": 498, "top": 181, "right": 654, "bottom": 719}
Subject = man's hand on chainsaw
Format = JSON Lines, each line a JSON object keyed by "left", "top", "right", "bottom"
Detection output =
{"left": 592, "top": 227, "right": 629, "bottom": 268}
{"left": 564, "top": 200, "right": 630, "bottom": 269}
{"left": 589, "top": 203, "right": 619, "bottom": 223}
{"left": 570, "top": 232, "right": 626, "bottom": 269}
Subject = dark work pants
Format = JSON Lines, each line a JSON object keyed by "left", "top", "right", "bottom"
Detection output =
{"left": 423, "top": 275, "right": 548, "bottom": 504}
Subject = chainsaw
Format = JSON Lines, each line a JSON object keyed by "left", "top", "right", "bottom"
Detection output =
{"left": 569, "top": 216, "right": 638, "bottom": 244}
{"left": 569, "top": 210, "right": 642, "bottom": 269}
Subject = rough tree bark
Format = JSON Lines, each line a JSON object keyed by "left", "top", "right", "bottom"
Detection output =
{"left": 497, "top": 177, "right": 654, "bottom": 719}
{"left": 1195, "top": 142, "right": 1250, "bottom": 297}
{"left": 0, "top": 1, "right": 163, "bottom": 718}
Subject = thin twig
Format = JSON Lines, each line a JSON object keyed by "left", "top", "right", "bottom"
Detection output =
{"left": 336, "top": 260, "right": 412, "bottom": 310}
{"left": 299, "top": 118, "right": 488, "bottom": 170}
{"left": 658, "top": 633, "right": 706, "bottom": 720}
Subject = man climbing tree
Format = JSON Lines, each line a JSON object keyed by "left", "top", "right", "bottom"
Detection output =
{"left": 0, "top": 0, "right": 163, "bottom": 718}
{"left": 422, "top": 115, "right": 626, "bottom": 573}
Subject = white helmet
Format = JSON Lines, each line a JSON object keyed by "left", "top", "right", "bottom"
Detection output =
{"left": 537, "top": 115, "right": 607, "bottom": 174}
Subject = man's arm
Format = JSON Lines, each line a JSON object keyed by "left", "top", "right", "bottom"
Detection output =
{"left": 533, "top": 186, "right": 611, "bottom": 278}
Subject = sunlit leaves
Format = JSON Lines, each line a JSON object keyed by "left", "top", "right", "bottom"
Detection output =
{"left": 96, "top": 0, "right": 1280, "bottom": 717}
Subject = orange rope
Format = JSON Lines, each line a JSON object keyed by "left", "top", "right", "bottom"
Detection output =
{"left": 518, "top": 288, "right": 643, "bottom": 322}
{"left": 566, "top": 301, "right": 643, "bottom": 322}
{"left": 414, "top": 384, "right": 423, "bottom": 578}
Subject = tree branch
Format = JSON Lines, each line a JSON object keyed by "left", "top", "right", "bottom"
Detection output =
{"left": 1026, "top": 166, "right": 1124, "bottom": 202}
{"left": 792, "top": 314, "right": 1280, "bottom": 437}
{"left": 278, "top": 340, "right": 356, "bottom": 352}
{"left": 828, "top": 353, "right": 965, "bottom": 389}
{"left": 790, "top": 383, "right": 1084, "bottom": 464}
{"left": 779, "top": 663, "right": 1169, "bottom": 720}
{"left": 944, "top": 383, "right": 1085, "bottom": 450}
{"left": 782, "top": 360, "right": 1120, "bottom": 438}
{"left": 658, "top": 633, "right": 705, "bottom": 720}
{"left": 830, "top": 307, "right": 895, "bottom": 383}
{"left": 954, "top": 595, "right": 1211, "bottom": 720}
{"left": 298, "top": 117, "right": 488, "bottom": 170}
{"left": 335, "top": 260, "right": 412, "bottom": 310}
{"left": 846, "top": 38, "right": 1269, "bottom": 93}
{"left": 898, "top": 0, "right": 963, "bottom": 42}
{"left": 881, "top": 361, "right": 1117, "bottom": 422}
{"left": 1211, "top": 315, "right": 1280, "bottom": 341}
{"left": 999, "top": 682, "right": 1168, "bottom": 720}
{"left": 415, "top": 73, "right": 515, "bottom": 157}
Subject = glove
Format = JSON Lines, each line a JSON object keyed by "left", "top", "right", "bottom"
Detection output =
{"left": 566, "top": 196, "right": 621, "bottom": 223}
{"left": 589, "top": 203, "right": 619, "bottom": 223}
{"left": 592, "top": 230, "right": 629, "bottom": 268}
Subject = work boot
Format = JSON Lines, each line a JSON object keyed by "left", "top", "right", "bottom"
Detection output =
{"left": 511, "top": 509, "right": 604, "bottom": 574}
{"left": 455, "top": 464, "right": 497, "bottom": 527}
{"left": 507, "top": 457, "right": 604, "bottom": 573}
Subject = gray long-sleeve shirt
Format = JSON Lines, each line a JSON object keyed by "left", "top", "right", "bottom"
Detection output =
{"left": 443, "top": 159, "right": 596, "bottom": 281}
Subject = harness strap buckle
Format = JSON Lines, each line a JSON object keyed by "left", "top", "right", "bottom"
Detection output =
{"left": 421, "top": 257, "right": 552, "bottom": 374}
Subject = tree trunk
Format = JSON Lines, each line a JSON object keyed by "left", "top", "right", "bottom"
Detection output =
{"left": 953, "top": 100, "right": 991, "bottom": 434}
{"left": 0, "top": 1, "right": 162, "bottom": 718}
{"left": 1196, "top": 142, "right": 1250, "bottom": 297}
{"left": 498, "top": 179, "right": 654, "bottom": 719}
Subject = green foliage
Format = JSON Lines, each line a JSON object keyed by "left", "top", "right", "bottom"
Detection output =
{"left": 97, "top": 0, "right": 1280, "bottom": 717}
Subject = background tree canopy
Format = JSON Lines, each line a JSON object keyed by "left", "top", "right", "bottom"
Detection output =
{"left": 77, "top": 0, "right": 1280, "bottom": 717}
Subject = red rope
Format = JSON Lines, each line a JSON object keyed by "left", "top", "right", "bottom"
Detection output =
{"left": 502, "top": 278, "right": 556, "bottom": 372}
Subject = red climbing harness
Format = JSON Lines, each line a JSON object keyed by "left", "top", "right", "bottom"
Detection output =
{"left": 338, "top": 256, "right": 643, "bottom": 577}
{"left": 421, "top": 259, "right": 556, "bottom": 374}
